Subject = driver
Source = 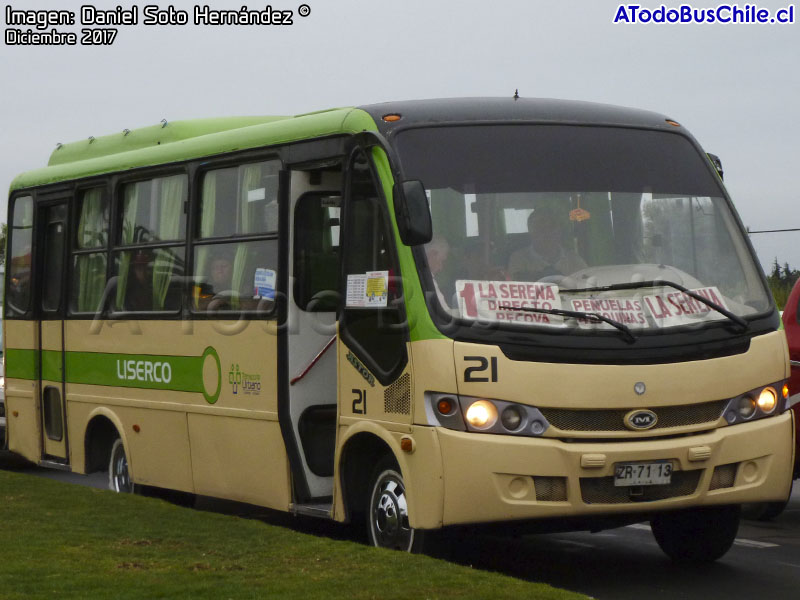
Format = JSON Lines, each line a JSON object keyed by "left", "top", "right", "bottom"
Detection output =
{"left": 507, "top": 207, "right": 586, "bottom": 281}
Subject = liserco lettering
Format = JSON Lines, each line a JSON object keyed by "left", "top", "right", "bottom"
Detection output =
{"left": 116, "top": 359, "right": 173, "bottom": 384}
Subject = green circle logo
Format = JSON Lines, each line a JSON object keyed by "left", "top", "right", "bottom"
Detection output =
{"left": 201, "top": 346, "right": 222, "bottom": 404}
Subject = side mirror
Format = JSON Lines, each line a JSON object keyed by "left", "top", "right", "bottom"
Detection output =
{"left": 707, "top": 153, "right": 724, "bottom": 181}
{"left": 393, "top": 180, "right": 432, "bottom": 246}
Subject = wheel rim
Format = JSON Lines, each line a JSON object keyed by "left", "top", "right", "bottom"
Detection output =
{"left": 111, "top": 442, "right": 133, "bottom": 493}
{"left": 370, "top": 469, "right": 414, "bottom": 550}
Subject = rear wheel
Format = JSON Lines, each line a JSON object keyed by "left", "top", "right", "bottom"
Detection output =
{"left": 651, "top": 505, "right": 739, "bottom": 563}
{"left": 108, "top": 438, "right": 136, "bottom": 494}
{"left": 367, "top": 457, "right": 423, "bottom": 552}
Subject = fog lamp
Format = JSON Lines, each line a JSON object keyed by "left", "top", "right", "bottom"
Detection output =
{"left": 465, "top": 400, "right": 498, "bottom": 430}
{"left": 737, "top": 396, "right": 756, "bottom": 419}
{"left": 501, "top": 406, "right": 523, "bottom": 431}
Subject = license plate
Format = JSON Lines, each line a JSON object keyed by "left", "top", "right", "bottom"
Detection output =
{"left": 614, "top": 461, "right": 672, "bottom": 487}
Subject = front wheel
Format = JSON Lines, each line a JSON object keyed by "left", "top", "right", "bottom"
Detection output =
{"left": 108, "top": 438, "right": 136, "bottom": 494}
{"left": 367, "top": 458, "right": 423, "bottom": 552}
{"left": 651, "top": 505, "right": 740, "bottom": 563}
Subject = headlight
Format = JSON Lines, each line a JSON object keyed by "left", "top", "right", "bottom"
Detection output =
{"left": 425, "top": 393, "right": 550, "bottom": 437}
{"left": 465, "top": 400, "right": 498, "bottom": 430}
{"left": 724, "top": 381, "right": 787, "bottom": 425}
{"left": 757, "top": 387, "right": 777, "bottom": 413}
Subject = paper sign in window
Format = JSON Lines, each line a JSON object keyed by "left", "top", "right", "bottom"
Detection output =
{"left": 455, "top": 280, "right": 563, "bottom": 326}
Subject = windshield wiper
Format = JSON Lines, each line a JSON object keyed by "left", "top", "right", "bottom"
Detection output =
{"left": 566, "top": 279, "right": 748, "bottom": 332}
{"left": 497, "top": 305, "right": 637, "bottom": 344}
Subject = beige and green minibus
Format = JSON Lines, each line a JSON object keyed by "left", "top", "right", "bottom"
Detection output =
{"left": 4, "top": 98, "right": 794, "bottom": 562}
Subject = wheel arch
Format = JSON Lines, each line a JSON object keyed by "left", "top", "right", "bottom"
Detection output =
{"left": 83, "top": 407, "right": 129, "bottom": 475}
{"left": 337, "top": 423, "right": 405, "bottom": 524}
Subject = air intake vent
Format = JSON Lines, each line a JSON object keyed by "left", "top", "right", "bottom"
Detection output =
{"left": 384, "top": 374, "right": 411, "bottom": 414}
{"left": 533, "top": 476, "right": 568, "bottom": 501}
{"left": 709, "top": 463, "right": 738, "bottom": 490}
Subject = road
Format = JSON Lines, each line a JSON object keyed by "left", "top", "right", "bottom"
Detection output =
{"left": 3, "top": 449, "right": 799, "bottom": 599}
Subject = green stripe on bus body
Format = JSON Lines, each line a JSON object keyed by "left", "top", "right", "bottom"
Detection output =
{"left": 4, "top": 347, "right": 222, "bottom": 404}
{"left": 42, "top": 350, "right": 63, "bottom": 382}
{"left": 5, "top": 349, "right": 39, "bottom": 380}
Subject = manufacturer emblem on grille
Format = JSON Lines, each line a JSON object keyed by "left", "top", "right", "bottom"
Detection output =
{"left": 624, "top": 409, "right": 658, "bottom": 430}
{"left": 634, "top": 382, "right": 646, "bottom": 395}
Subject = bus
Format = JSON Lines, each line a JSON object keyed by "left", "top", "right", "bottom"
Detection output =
{"left": 4, "top": 98, "right": 794, "bottom": 562}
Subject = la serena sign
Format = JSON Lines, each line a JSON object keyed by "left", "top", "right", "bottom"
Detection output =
{"left": 455, "top": 280, "right": 729, "bottom": 329}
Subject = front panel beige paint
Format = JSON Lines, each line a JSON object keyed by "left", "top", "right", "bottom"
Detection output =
{"left": 454, "top": 332, "right": 786, "bottom": 410}
{"left": 68, "top": 398, "right": 194, "bottom": 491}
{"left": 61, "top": 319, "right": 288, "bottom": 505}
{"left": 437, "top": 412, "right": 793, "bottom": 525}
{"left": 5, "top": 320, "right": 41, "bottom": 462}
{"left": 188, "top": 414, "right": 291, "bottom": 508}
{"left": 337, "top": 340, "right": 413, "bottom": 425}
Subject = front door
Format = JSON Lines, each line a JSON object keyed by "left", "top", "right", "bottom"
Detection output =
{"left": 38, "top": 202, "right": 69, "bottom": 462}
{"left": 285, "top": 167, "right": 343, "bottom": 501}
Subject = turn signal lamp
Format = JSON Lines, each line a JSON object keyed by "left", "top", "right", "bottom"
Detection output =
{"left": 382, "top": 114, "right": 402, "bottom": 122}
{"left": 437, "top": 397, "right": 455, "bottom": 415}
{"left": 465, "top": 400, "right": 498, "bottom": 430}
{"left": 757, "top": 387, "right": 777, "bottom": 413}
{"left": 782, "top": 384, "right": 790, "bottom": 399}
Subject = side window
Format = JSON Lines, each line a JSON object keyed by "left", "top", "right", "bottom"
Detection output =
{"left": 71, "top": 187, "right": 109, "bottom": 314}
{"left": 340, "top": 150, "right": 407, "bottom": 383}
{"left": 293, "top": 193, "right": 341, "bottom": 312}
{"left": 6, "top": 195, "right": 34, "bottom": 318}
{"left": 192, "top": 160, "right": 280, "bottom": 314}
{"left": 114, "top": 174, "right": 187, "bottom": 312}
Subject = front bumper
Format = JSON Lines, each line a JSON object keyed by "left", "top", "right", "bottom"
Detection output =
{"left": 436, "top": 411, "right": 794, "bottom": 526}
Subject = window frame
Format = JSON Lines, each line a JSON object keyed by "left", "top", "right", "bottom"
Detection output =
{"left": 70, "top": 182, "right": 111, "bottom": 316}
{"left": 5, "top": 192, "right": 37, "bottom": 320}
{"left": 189, "top": 155, "right": 284, "bottom": 319}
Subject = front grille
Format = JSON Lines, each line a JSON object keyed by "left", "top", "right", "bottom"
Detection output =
{"left": 541, "top": 400, "right": 727, "bottom": 433}
{"left": 580, "top": 469, "right": 702, "bottom": 504}
{"left": 384, "top": 373, "right": 411, "bottom": 414}
{"left": 709, "top": 463, "right": 738, "bottom": 490}
{"left": 533, "top": 476, "right": 568, "bottom": 501}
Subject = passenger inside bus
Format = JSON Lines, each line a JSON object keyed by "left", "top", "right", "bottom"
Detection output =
{"left": 507, "top": 207, "right": 586, "bottom": 281}
{"left": 425, "top": 237, "right": 452, "bottom": 308}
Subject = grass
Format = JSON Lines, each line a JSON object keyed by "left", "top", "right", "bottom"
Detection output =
{"left": 0, "top": 461, "right": 587, "bottom": 600}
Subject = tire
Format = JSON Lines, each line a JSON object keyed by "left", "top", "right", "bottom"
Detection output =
{"left": 108, "top": 438, "right": 136, "bottom": 494}
{"left": 743, "top": 480, "right": 793, "bottom": 521}
{"left": 651, "top": 505, "right": 740, "bottom": 563}
{"left": 367, "top": 457, "right": 424, "bottom": 552}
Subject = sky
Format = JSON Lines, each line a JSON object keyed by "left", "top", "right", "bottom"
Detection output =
{"left": 1, "top": 0, "right": 798, "bottom": 271}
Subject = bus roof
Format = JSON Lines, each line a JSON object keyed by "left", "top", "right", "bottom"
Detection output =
{"left": 9, "top": 98, "right": 682, "bottom": 193}
{"left": 9, "top": 107, "right": 374, "bottom": 192}
{"left": 358, "top": 97, "right": 677, "bottom": 137}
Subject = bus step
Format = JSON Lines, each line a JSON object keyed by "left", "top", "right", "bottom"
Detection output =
{"left": 38, "top": 459, "right": 72, "bottom": 472}
{"left": 290, "top": 502, "right": 333, "bottom": 519}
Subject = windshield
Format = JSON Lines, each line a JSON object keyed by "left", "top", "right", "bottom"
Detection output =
{"left": 395, "top": 125, "right": 771, "bottom": 335}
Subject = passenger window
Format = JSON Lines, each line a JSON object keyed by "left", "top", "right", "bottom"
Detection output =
{"left": 121, "top": 175, "right": 187, "bottom": 244}
{"left": 71, "top": 187, "right": 109, "bottom": 314}
{"left": 192, "top": 159, "right": 281, "bottom": 314}
{"left": 198, "top": 161, "right": 280, "bottom": 238}
{"left": 114, "top": 175, "right": 187, "bottom": 312}
{"left": 6, "top": 195, "right": 34, "bottom": 318}
{"left": 192, "top": 240, "right": 278, "bottom": 313}
{"left": 294, "top": 193, "right": 341, "bottom": 312}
